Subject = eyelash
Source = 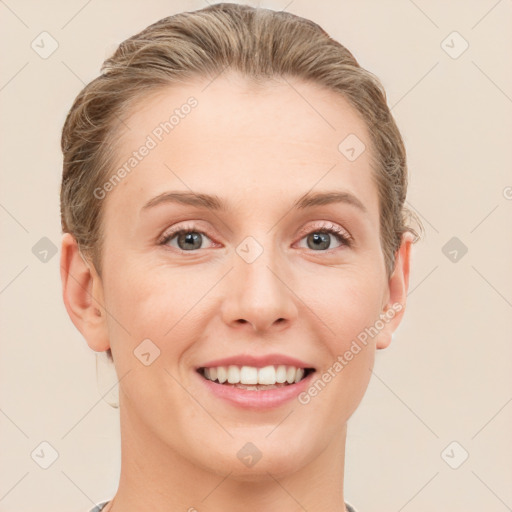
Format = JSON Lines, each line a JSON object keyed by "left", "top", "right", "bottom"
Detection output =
{"left": 158, "top": 222, "right": 353, "bottom": 253}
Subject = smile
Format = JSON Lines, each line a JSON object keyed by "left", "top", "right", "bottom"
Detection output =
{"left": 196, "top": 364, "right": 316, "bottom": 409}
{"left": 198, "top": 365, "right": 315, "bottom": 389}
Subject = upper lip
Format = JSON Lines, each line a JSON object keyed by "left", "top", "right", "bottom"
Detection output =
{"left": 196, "top": 354, "right": 315, "bottom": 370}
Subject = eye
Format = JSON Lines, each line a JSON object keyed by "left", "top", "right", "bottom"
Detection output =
{"left": 158, "top": 221, "right": 352, "bottom": 253}
{"left": 296, "top": 223, "right": 352, "bottom": 251}
{"left": 159, "top": 225, "right": 215, "bottom": 252}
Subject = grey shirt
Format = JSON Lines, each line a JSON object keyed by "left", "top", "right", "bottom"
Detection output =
{"left": 89, "top": 500, "right": 359, "bottom": 511}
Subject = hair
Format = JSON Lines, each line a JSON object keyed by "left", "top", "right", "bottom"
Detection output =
{"left": 60, "top": 2, "right": 423, "bottom": 361}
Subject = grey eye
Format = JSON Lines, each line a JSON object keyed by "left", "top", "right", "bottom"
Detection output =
{"left": 177, "top": 232, "right": 203, "bottom": 250}
{"left": 163, "top": 230, "right": 213, "bottom": 251}
{"left": 306, "top": 232, "right": 332, "bottom": 250}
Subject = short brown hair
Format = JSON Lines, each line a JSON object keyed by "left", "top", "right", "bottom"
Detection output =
{"left": 61, "top": 2, "right": 422, "bottom": 302}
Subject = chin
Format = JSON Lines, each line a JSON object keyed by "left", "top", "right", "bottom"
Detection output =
{"left": 202, "top": 442, "right": 313, "bottom": 481}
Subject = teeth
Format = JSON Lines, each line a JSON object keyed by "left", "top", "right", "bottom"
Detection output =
{"left": 258, "top": 365, "right": 276, "bottom": 385}
{"left": 275, "top": 365, "right": 287, "bottom": 383}
{"left": 227, "top": 365, "right": 240, "bottom": 384}
{"left": 217, "top": 366, "right": 227, "bottom": 384}
{"left": 240, "top": 366, "right": 258, "bottom": 384}
{"left": 201, "top": 365, "right": 310, "bottom": 385}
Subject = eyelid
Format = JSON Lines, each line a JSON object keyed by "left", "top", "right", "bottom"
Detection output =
{"left": 157, "top": 221, "right": 213, "bottom": 246}
{"left": 295, "top": 221, "right": 352, "bottom": 243}
{"left": 158, "top": 220, "right": 353, "bottom": 250}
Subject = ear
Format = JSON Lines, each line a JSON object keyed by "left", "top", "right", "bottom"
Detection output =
{"left": 60, "top": 233, "right": 110, "bottom": 352}
{"left": 376, "top": 231, "right": 414, "bottom": 350}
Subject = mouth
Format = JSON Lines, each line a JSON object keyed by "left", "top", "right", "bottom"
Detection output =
{"left": 197, "top": 365, "right": 316, "bottom": 391}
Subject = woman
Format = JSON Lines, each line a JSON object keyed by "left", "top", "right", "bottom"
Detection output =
{"left": 59, "top": 3, "right": 421, "bottom": 511}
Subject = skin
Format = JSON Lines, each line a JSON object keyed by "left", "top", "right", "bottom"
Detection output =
{"left": 61, "top": 71, "right": 412, "bottom": 512}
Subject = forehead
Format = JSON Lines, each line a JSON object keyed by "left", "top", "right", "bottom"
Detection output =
{"left": 103, "top": 72, "right": 379, "bottom": 221}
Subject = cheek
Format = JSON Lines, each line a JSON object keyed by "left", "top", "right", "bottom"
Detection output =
{"left": 303, "top": 278, "right": 380, "bottom": 425}
{"left": 102, "top": 264, "right": 204, "bottom": 419}
{"left": 102, "top": 259, "right": 213, "bottom": 358}
{"left": 316, "top": 270, "right": 384, "bottom": 347}
{"left": 306, "top": 269, "right": 382, "bottom": 406}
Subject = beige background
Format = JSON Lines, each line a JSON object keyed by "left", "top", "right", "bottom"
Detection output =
{"left": 1, "top": 0, "right": 511, "bottom": 511}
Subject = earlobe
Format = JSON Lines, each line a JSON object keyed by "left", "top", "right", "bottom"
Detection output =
{"left": 60, "top": 233, "right": 110, "bottom": 352}
{"left": 376, "top": 231, "right": 414, "bottom": 350}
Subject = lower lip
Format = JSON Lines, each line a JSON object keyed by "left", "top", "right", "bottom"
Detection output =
{"left": 197, "top": 371, "right": 315, "bottom": 409}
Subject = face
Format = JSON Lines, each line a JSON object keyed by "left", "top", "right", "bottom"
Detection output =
{"left": 80, "top": 72, "right": 407, "bottom": 479}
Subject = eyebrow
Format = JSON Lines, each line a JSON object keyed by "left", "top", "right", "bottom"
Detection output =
{"left": 141, "top": 189, "right": 367, "bottom": 214}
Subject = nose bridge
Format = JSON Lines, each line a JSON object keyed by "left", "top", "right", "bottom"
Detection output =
{"left": 222, "top": 230, "right": 297, "bottom": 332}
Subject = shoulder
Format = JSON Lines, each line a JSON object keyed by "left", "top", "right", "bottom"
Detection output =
{"left": 89, "top": 500, "right": 357, "bottom": 512}
{"left": 88, "top": 501, "right": 110, "bottom": 512}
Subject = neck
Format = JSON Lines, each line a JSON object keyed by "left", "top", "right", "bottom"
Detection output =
{"left": 108, "top": 399, "right": 349, "bottom": 512}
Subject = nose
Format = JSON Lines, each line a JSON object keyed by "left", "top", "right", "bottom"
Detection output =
{"left": 220, "top": 240, "right": 298, "bottom": 334}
